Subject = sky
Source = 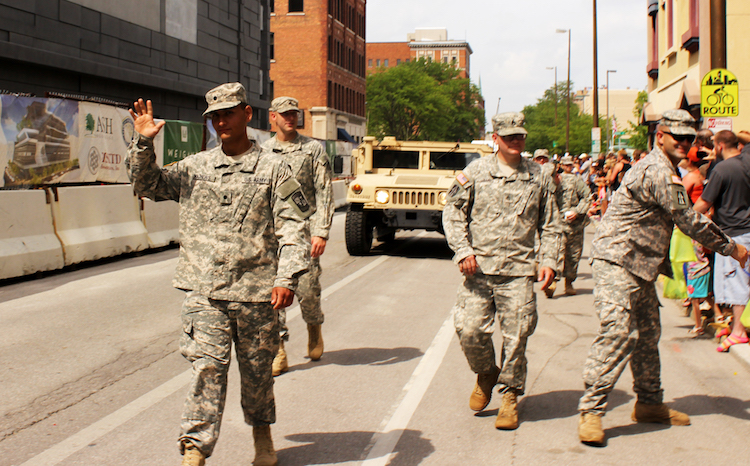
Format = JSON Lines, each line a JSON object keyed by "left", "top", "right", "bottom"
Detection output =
{"left": 365, "top": 0, "right": 647, "bottom": 133}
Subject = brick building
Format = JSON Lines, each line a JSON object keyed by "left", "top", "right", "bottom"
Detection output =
{"left": 0, "top": 0, "right": 272, "bottom": 128}
{"left": 269, "top": 0, "right": 366, "bottom": 143}
{"left": 367, "top": 28, "right": 472, "bottom": 79}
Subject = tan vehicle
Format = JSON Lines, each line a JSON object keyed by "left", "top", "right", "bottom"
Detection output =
{"left": 345, "top": 136, "right": 494, "bottom": 255}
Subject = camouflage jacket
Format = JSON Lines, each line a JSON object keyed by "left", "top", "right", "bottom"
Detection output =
{"left": 592, "top": 146, "right": 735, "bottom": 281}
{"left": 262, "top": 134, "right": 334, "bottom": 239}
{"left": 443, "top": 155, "right": 563, "bottom": 276}
{"left": 556, "top": 172, "right": 592, "bottom": 232}
{"left": 126, "top": 133, "right": 311, "bottom": 302}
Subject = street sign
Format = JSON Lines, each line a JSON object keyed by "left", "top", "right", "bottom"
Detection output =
{"left": 701, "top": 68, "right": 739, "bottom": 117}
{"left": 591, "top": 127, "right": 601, "bottom": 154}
{"left": 707, "top": 117, "right": 733, "bottom": 132}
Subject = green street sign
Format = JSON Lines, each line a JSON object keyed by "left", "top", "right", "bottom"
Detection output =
{"left": 552, "top": 141, "right": 558, "bottom": 148}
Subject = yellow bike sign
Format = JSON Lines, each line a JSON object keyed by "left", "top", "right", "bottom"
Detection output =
{"left": 701, "top": 68, "right": 739, "bottom": 117}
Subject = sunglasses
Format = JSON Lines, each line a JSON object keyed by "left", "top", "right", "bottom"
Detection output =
{"left": 664, "top": 132, "right": 695, "bottom": 144}
{"left": 501, "top": 134, "right": 527, "bottom": 142}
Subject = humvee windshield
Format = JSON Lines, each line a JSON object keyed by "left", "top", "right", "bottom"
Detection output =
{"left": 372, "top": 149, "right": 420, "bottom": 169}
{"left": 429, "top": 151, "right": 482, "bottom": 170}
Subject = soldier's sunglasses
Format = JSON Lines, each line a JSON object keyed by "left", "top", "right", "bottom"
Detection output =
{"left": 664, "top": 132, "right": 695, "bottom": 144}
{"left": 501, "top": 134, "right": 527, "bottom": 142}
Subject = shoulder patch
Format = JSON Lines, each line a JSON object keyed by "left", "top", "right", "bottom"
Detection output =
{"left": 669, "top": 183, "right": 690, "bottom": 210}
{"left": 456, "top": 172, "right": 469, "bottom": 187}
{"left": 671, "top": 175, "right": 683, "bottom": 185}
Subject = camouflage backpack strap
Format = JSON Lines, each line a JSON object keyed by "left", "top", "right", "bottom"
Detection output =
{"left": 278, "top": 176, "right": 313, "bottom": 219}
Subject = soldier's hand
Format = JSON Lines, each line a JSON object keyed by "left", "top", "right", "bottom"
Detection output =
{"left": 271, "top": 287, "right": 294, "bottom": 310}
{"left": 458, "top": 255, "right": 477, "bottom": 276}
{"left": 538, "top": 267, "right": 556, "bottom": 290}
{"left": 731, "top": 243, "right": 749, "bottom": 269}
{"left": 129, "top": 98, "right": 165, "bottom": 139}
{"left": 311, "top": 236, "right": 327, "bottom": 258}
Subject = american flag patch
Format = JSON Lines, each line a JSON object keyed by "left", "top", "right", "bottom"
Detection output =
{"left": 456, "top": 172, "right": 469, "bottom": 186}
{"left": 671, "top": 175, "right": 683, "bottom": 185}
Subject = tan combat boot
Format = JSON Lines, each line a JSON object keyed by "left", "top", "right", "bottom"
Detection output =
{"left": 631, "top": 402, "right": 690, "bottom": 426}
{"left": 272, "top": 341, "right": 288, "bottom": 377}
{"left": 181, "top": 444, "right": 206, "bottom": 466}
{"left": 469, "top": 366, "right": 500, "bottom": 411}
{"left": 495, "top": 391, "right": 519, "bottom": 430}
{"left": 578, "top": 413, "right": 605, "bottom": 446}
{"left": 564, "top": 279, "right": 577, "bottom": 295}
{"left": 253, "top": 425, "right": 278, "bottom": 466}
{"left": 544, "top": 280, "right": 556, "bottom": 298}
{"left": 308, "top": 324, "right": 324, "bottom": 361}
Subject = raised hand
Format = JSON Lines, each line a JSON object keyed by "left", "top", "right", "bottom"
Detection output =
{"left": 129, "top": 98, "right": 165, "bottom": 139}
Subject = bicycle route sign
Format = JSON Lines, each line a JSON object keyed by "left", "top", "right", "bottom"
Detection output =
{"left": 701, "top": 68, "right": 738, "bottom": 117}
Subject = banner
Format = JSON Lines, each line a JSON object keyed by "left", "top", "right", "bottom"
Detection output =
{"left": 163, "top": 120, "right": 203, "bottom": 165}
{"left": 72, "top": 102, "right": 134, "bottom": 183}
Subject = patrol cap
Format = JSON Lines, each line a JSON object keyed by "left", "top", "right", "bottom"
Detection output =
{"left": 270, "top": 96, "right": 300, "bottom": 114}
{"left": 492, "top": 112, "right": 528, "bottom": 137}
{"left": 659, "top": 109, "right": 697, "bottom": 136}
{"left": 203, "top": 82, "right": 247, "bottom": 116}
{"left": 533, "top": 148, "right": 550, "bottom": 160}
{"left": 560, "top": 155, "right": 574, "bottom": 165}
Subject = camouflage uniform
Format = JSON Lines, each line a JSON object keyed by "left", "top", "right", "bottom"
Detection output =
{"left": 262, "top": 133, "right": 333, "bottom": 340}
{"left": 443, "top": 121, "right": 563, "bottom": 394}
{"left": 579, "top": 135, "right": 736, "bottom": 415}
{"left": 126, "top": 124, "right": 310, "bottom": 455}
{"left": 556, "top": 172, "right": 591, "bottom": 282}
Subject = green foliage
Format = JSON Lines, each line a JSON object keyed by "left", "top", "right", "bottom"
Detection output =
{"left": 626, "top": 90, "right": 649, "bottom": 151}
{"left": 366, "top": 59, "right": 485, "bottom": 142}
{"left": 85, "top": 114, "right": 95, "bottom": 133}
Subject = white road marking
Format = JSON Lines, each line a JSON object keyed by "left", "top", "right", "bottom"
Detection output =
{"left": 360, "top": 310, "right": 455, "bottom": 466}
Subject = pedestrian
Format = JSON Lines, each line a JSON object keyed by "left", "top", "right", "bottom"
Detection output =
{"left": 578, "top": 153, "right": 592, "bottom": 180}
{"left": 443, "top": 112, "right": 562, "bottom": 431}
{"left": 262, "top": 96, "right": 334, "bottom": 375}
{"left": 694, "top": 130, "right": 750, "bottom": 351}
{"left": 577, "top": 109, "right": 748, "bottom": 447}
{"left": 547, "top": 154, "right": 591, "bottom": 298}
{"left": 533, "top": 148, "right": 550, "bottom": 165}
{"left": 126, "top": 83, "right": 312, "bottom": 466}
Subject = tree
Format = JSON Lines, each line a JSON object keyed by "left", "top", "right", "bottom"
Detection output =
{"left": 366, "top": 59, "right": 485, "bottom": 141}
{"left": 626, "top": 91, "right": 649, "bottom": 151}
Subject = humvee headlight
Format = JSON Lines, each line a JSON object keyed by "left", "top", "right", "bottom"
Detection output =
{"left": 438, "top": 191, "right": 447, "bottom": 205}
{"left": 375, "top": 190, "right": 390, "bottom": 204}
{"left": 351, "top": 183, "right": 363, "bottom": 194}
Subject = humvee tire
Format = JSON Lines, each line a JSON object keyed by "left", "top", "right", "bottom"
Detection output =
{"left": 345, "top": 209, "right": 373, "bottom": 255}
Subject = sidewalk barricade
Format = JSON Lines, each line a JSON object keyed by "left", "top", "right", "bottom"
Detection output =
{"left": 332, "top": 179, "right": 348, "bottom": 209}
{"left": 141, "top": 198, "right": 180, "bottom": 248}
{"left": 0, "top": 189, "right": 64, "bottom": 279}
{"left": 50, "top": 185, "right": 150, "bottom": 266}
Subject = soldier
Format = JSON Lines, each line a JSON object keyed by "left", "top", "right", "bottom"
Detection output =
{"left": 126, "top": 83, "right": 311, "bottom": 466}
{"left": 577, "top": 110, "right": 749, "bottom": 446}
{"left": 443, "top": 112, "right": 562, "bottom": 430}
{"left": 262, "top": 96, "right": 334, "bottom": 376}
{"left": 552, "top": 155, "right": 591, "bottom": 297}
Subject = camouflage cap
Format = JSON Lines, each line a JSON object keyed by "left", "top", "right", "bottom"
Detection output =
{"left": 533, "top": 148, "right": 550, "bottom": 159}
{"left": 579, "top": 152, "right": 589, "bottom": 159}
{"left": 492, "top": 112, "right": 528, "bottom": 137}
{"left": 203, "top": 82, "right": 247, "bottom": 116}
{"left": 560, "top": 155, "right": 574, "bottom": 165}
{"left": 270, "top": 96, "right": 300, "bottom": 114}
{"left": 659, "top": 109, "right": 697, "bottom": 136}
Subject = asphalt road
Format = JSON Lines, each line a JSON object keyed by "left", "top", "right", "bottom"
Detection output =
{"left": 1, "top": 211, "right": 749, "bottom": 465}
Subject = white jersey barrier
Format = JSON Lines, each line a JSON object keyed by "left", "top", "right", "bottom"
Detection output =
{"left": 0, "top": 189, "right": 65, "bottom": 280}
{"left": 50, "top": 185, "right": 150, "bottom": 266}
{"left": 141, "top": 198, "right": 180, "bottom": 248}
{"left": 332, "top": 179, "right": 348, "bottom": 209}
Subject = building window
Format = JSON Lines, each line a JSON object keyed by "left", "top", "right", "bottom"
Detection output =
{"left": 376, "top": 59, "right": 380, "bottom": 67}
{"left": 384, "top": 59, "right": 389, "bottom": 67}
{"left": 396, "top": 59, "right": 401, "bottom": 65}
{"left": 289, "top": 0, "right": 303, "bottom": 13}
{"left": 270, "top": 33, "right": 274, "bottom": 60}
{"left": 270, "top": 0, "right": 274, "bottom": 13}
{"left": 666, "top": 0, "right": 673, "bottom": 49}
{"left": 368, "top": 59, "right": 372, "bottom": 67}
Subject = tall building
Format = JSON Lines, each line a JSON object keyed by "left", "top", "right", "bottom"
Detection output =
{"left": 269, "top": 0, "right": 366, "bottom": 143}
{"left": 643, "top": 0, "right": 750, "bottom": 134}
{"left": 574, "top": 87, "right": 641, "bottom": 147}
{"left": 367, "top": 28, "right": 472, "bottom": 79}
{"left": 0, "top": 0, "right": 272, "bottom": 127}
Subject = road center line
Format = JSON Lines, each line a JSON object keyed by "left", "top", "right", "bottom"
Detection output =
{"left": 360, "top": 310, "right": 455, "bottom": 466}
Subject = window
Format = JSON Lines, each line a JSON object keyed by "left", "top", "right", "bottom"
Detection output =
{"left": 666, "top": 0, "right": 673, "bottom": 49}
{"left": 396, "top": 59, "right": 401, "bottom": 65}
{"left": 376, "top": 59, "right": 380, "bottom": 67}
{"left": 430, "top": 152, "right": 481, "bottom": 171}
{"left": 270, "top": 0, "right": 274, "bottom": 13}
{"left": 270, "top": 33, "right": 274, "bottom": 60}
{"left": 373, "top": 150, "right": 419, "bottom": 169}
{"left": 384, "top": 59, "right": 389, "bottom": 67}
{"left": 289, "top": 0, "right": 303, "bottom": 13}
{"left": 368, "top": 59, "right": 372, "bottom": 67}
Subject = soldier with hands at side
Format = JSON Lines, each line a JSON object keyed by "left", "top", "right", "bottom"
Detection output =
{"left": 577, "top": 110, "right": 749, "bottom": 447}
{"left": 262, "top": 96, "right": 334, "bottom": 375}
{"left": 126, "top": 83, "right": 311, "bottom": 466}
{"left": 443, "top": 112, "right": 562, "bottom": 431}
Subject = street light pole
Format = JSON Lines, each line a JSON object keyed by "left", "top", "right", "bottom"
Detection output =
{"left": 546, "top": 66, "right": 558, "bottom": 126}
{"left": 606, "top": 69, "right": 617, "bottom": 152}
{"left": 556, "top": 28, "right": 571, "bottom": 153}
{"left": 592, "top": 0, "right": 599, "bottom": 129}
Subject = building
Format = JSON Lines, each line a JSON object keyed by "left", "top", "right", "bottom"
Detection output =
{"left": 643, "top": 0, "right": 750, "bottom": 134}
{"left": 367, "top": 28, "right": 472, "bottom": 79}
{"left": 574, "top": 87, "right": 641, "bottom": 149}
{"left": 269, "top": 0, "right": 366, "bottom": 143}
{"left": 0, "top": 0, "right": 272, "bottom": 128}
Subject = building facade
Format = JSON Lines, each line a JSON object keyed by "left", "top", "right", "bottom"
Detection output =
{"left": 0, "top": 0, "right": 272, "bottom": 128}
{"left": 644, "top": 0, "right": 750, "bottom": 133}
{"left": 574, "top": 87, "right": 641, "bottom": 149}
{"left": 269, "top": 0, "right": 366, "bottom": 143}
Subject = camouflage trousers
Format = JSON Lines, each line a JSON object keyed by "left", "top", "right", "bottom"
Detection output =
{"left": 563, "top": 227, "right": 585, "bottom": 282}
{"left": 178, "top": 291, "right": 279, "bottom": 457}
{"left": 279, "top": 256, "right": 324, "bottom": 341}
{"left": 578, "top": 260, "right": 664, "bottom": 414}
{"left": 453, "top": 273, "right": 538, "bottom": 395}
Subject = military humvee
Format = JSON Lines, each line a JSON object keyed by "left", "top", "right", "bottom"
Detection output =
{"left": 345, "top": 136, "right": 494, "bottom": 255}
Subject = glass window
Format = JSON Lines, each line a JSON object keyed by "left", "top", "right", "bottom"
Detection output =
{"left": 396, "top": 59, "right": 401, "bottom": 65}
{"left": 373, "top": 150, "right": 419, "bottom": 169}
{"left": 376, "top": 59, "right": 380, "bottom": 67}
{"left": 368, "top": 59, "right": 372, "bottom": 67}
{"left": 429, "top": 152, "right": 481, "bottom": 170}
{"left": 289, "top": 0, "right": 303, "bottom": 12}
{"left": 384, "top": 59, "right": 389, "bottom": 67}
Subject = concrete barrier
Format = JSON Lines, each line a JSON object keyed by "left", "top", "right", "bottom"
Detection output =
{"left": 50, "top": 185, "right": 150, "bottom": 266}
{"left": 332, "top": 179, "right": 348, "bottom": 209}
{"left": 141, "top": 198, "right": 180, "bottom": 248}
{"left": 0, "top": 189, "right": 64, "bottom": 279}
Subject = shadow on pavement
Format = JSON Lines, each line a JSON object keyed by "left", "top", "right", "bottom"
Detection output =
{"left": 289, "top": 346, "right": 424, "bottom": 373}
{"left": 604, "top": 422, "right": 669, "bottom": 441}
{"left": 371, "top": 236, "right": 454, "bottom": 260}
{"left": 670, "top": 394, "right": 750, "bottom": 420}
{"left": 280, "top": 429, "right": 433, "bottom": 466}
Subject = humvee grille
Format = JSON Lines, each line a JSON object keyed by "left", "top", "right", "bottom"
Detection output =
{"left": 390, "top": 190, "right": 437, "bottom": 206}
